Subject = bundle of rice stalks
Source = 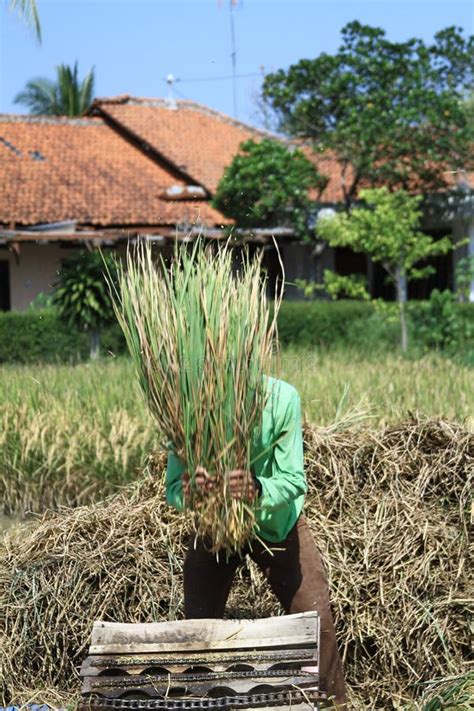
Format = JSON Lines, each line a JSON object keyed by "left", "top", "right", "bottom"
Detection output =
{"left": 2, "top": 417, "right": 472, "bottom": 709}
{"left": 111, "top": 240, "right": 280, "bottom": 552}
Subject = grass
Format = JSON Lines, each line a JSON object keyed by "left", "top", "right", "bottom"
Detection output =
{"left": 0, "top": 359, "right": 156, "bottom": 514}
{"left": 0, "top": 348, "right": 472, "bottom": 515}
{"left": 276, "top": 347, "right": 474, "bottom": 427}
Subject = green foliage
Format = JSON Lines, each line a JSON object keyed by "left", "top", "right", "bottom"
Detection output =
{"left": 323, "top": 271, "right": 370, "bottom": 301}
{"left": 0, "top": 310, "right": 88, "bottom": 363}
{"left": 263, "top": 22, "right": 473, "bottom": 204}
{"left": 26, "top": 290, "right": 54, "bottom": 310}
{"left": 317, "top": 188, "right": 453, "bottom": 350}
{"left": 213, "top": 138, "right": 327, "bottom": 238}
{"left": 296, "top": 272, "right": 370, "bottom": 301}
{"left": 276, "top": 300, "right": 390, "bottom": 348}
{"left": 409, "top": 289, "right": 474, "bottom": 355}
{"left": 14, "top": 61, "right": 95, "bottom": 116}
{"left": 421, "top": 671, "right": 474, "bottom": 710}
{"left": 53, "top": 250, "right": 117, "bottom": 333}
{"left": 318, "top": 188, "right": 452, "bottom": 284}
{"left": 454, "top": 255, "right": 474, "bottom": 302}
{"left": 0, "top": 309, "right": 125, "bottom": 364}
{"left": 8, "top": 0, "right": 41, "bottom": 41}
{"left": 0, "top": 299, "right": 472, "bottom": 364}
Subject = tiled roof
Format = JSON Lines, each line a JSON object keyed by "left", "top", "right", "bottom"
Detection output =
{"left": 89, "top": 96, "right": 274, "bottom": 194}
{"left": 1, "top": 99, "right": 470, "bottom": 231}
{"left": 89, "top": 96, "right": 354, "bottom": 203}
{"left": 298, "top": 146, "right": 349, "bottom": 203}
{"left": 301, "top": 145, "right": 474, "bottom": 202}
{"left": 0, "top": 113, "right": 225, "bottom": 228}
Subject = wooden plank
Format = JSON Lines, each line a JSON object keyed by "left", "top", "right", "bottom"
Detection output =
{"left": 90, "top": 613, "right": 318, "bottom": 651}
{"left": 82, "top": 646, "right": 317, "bottom": 670}
{"left": 90, "top": 635, "right": 317, "bottom": 655}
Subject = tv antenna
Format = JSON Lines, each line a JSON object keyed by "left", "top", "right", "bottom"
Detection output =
{"left": 229, "top": 0, "right": 238, "bottom": 118}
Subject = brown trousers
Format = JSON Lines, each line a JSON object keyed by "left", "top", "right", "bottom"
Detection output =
{"left": 183, "top": 514, "right": 347, "bottom": 709}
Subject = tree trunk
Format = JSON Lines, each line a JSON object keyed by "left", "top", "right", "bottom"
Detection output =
{"left": 395, "top": 266, "right": 408, "bottom": 352}
{"left": 90, "top": 329, "right": 100, "bottom": 360}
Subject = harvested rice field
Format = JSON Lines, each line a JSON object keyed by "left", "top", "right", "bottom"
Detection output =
{"left": 1, "top": 350, "right": 473, "bottom": 709}
{"left": 2, "top": 417, "right": 472, "bottom": 709}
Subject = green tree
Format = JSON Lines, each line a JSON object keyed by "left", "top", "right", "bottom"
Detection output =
{"left": 7, "top": 0, "right": 41, "bottom": 40}
{"left": 53, "top": 251, "right": 118, "bottom": 360}
{"left": 213, "top": 138, "right": 327, "bottom": 238}
{"left": 317, "top": 188, "right": 452, "bottom": 351}
{"left": 15, "top": 62, "right": 95, "bottom": 116}
{"left": 263, "top": 23, "right": 473, "bottom": 207}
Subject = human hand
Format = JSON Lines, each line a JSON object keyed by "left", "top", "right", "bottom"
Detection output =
{"left": 182, "top": 471, "right": 191, "bottom": 502}
{"left": 227, "top": 469, "right": 259, "bottom": 501}
{"left": 183, "top": 466, "right": 214, "bottom": 502}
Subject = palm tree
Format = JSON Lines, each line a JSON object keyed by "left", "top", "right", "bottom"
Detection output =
{"left": 7, "top": 0, "right": 41, "bottom": 40}
{"left": 14, "top": 63, "right": 95, "bottom": 116}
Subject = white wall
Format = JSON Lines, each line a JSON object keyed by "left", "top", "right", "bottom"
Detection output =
{"left": 0, "top": 242, "right": 168, "bottom": 312}
{"left": 2, "top": 243, "right": 67, "bottom": 311}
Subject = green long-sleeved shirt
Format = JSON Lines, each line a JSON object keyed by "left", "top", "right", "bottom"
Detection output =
{"left": 165, "top": 376, "right": 307, "bottom": 543}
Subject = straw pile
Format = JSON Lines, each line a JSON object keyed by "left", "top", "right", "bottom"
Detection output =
{"left": 419, "top": 671, "right": 474, "bottom": 710}
{"left": 2, "top": 416, "right": 472, "bottom": 709}
{"left": 111, "top": 241, "right": 280, "bottom": 553}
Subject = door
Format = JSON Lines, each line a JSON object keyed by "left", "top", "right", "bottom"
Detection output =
{"left": 0, "top": 260, "right": 11, "bottom": 310}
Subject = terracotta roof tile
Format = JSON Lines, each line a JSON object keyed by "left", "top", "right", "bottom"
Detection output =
{"left": 90, "top": 96, "right": 275, "bottom": 193}
{"left": 0, "top": 114, "right": 226, "bottom": 228}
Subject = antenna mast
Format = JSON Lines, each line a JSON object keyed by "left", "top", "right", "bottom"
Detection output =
{"left": 166, "top": 73, "right": 177, "bottom": 108}
{"left": 229, "top": 0, "right": 238, "bottom": 118}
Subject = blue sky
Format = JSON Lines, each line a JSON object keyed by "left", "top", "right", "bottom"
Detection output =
{"left": 1, "top": 0, "right": 472, "bottom": 127}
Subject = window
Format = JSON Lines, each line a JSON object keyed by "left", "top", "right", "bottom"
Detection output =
{"left": 0, "top": 261, "right": 11, "bottom": 311}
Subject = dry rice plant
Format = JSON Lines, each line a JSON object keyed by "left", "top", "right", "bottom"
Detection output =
{"left": 2, "top": 417, "right": 472, "bottom": 709}
{"left": 111, "top": 240, "right": 280, "bottom": 552}
{"left": 0, "top": 403, "right": 155, "bottom": 514}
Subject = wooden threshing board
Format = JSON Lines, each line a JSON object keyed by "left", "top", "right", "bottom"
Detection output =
{"left": 89, "top": 614, "right": 319, "bottom": 656}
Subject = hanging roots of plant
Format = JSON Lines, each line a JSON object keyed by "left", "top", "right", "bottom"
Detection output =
{"left": 1, "top": 416, "right": 472, "bottom": 710}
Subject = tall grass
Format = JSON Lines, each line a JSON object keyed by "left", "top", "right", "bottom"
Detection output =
{"left": 0, "top": 350, "right": 472, "bottom": 516}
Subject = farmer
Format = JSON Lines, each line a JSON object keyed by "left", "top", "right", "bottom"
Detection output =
{"left": 166, "top": 376, "right": 347, "bottom": 709}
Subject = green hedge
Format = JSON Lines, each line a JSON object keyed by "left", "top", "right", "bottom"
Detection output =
{"left": 276, "top": 300, "right": 399, "bottom": 348}
{"left": 0, "top": 300, "right": 472, "bottom": 363}
{"left": 0, "top": 310, "right": 126, "bottom": 364}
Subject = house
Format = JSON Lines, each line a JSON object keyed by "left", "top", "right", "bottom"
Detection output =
{"left": 0, "top": 95, "right": 472, "bottom": 310}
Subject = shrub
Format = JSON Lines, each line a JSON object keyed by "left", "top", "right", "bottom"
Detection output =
{"left": 409, "top": 290, "right": 474, "bottom": 353}
{"left": 52, "top": 251, "right": 118, "bottom": 359}
{"left": 0, "top": 300, "right": 472, "bottom": 363}
{"left": 276, "top": 300, "right": 395, "bottom": 348}
{"left": 0, "top": 309, "right": 125, "bottom": 364}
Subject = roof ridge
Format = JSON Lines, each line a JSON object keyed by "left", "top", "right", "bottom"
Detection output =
{"left": 89, "top": 95, "right": 284, "bottom": 140}
{"left": 0, "top": 114, "right": 103, "bottom": 126}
